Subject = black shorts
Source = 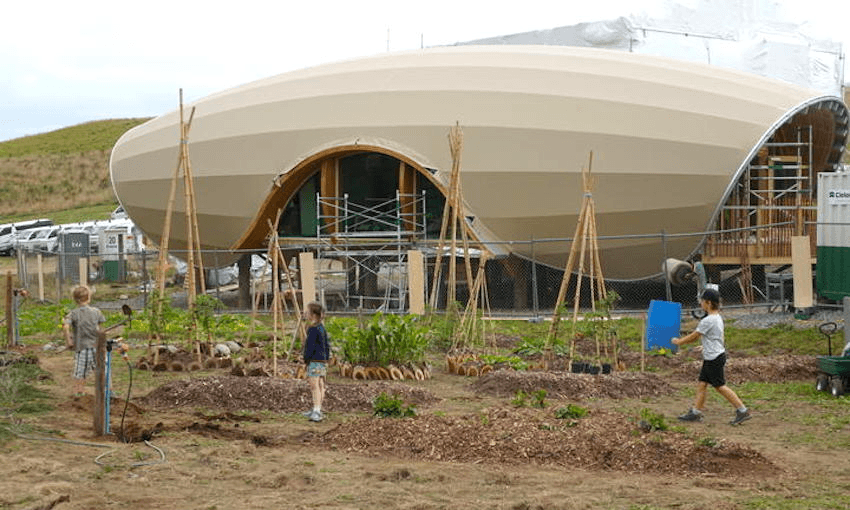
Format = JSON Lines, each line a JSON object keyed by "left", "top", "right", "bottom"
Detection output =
{"left": 698, "top": 352, "right": 727, "bottom": 388}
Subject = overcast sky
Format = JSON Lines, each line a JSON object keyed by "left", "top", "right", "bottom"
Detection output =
{"left": 1, "top": 0, "right": 847, "bottom": 143}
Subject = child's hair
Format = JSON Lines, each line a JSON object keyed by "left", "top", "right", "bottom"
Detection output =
{"left": 700, "top": 288, "right": 720, "bottom": 310}
{"left": 72, "top": 286, "right": 91, "bottom": 304}
{"left": 305, "top": 301, "right": 324, "bottom": 321}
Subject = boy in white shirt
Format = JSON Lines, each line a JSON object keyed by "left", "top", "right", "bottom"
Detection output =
{"left": 673, "top": 288, "right": 751, "bottom": 425}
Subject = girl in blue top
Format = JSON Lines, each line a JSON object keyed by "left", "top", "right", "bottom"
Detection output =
{"left": 673, "top": 288, "right": 751, "bottom": 425}
{"left": 302, "top": 301, "right": 330, "bottom": 422}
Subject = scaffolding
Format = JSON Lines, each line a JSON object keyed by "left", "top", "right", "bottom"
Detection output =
{"left": 313, "top": 190, "right": 428, "bottom": 311}
{"left": 706, "top": 126, "right": 817, "bottom": 263}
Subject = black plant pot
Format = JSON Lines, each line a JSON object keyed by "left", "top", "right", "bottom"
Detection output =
{"left": 602, "top": 363, "right": 612, "bottom": 374}
{"left": 571, "top": 362, "right": 583, "bottom": 374}
{"left": 586, "top": 365, "right": 600, "bottom": 375}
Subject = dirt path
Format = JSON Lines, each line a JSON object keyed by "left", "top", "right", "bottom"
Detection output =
{"left": 1, "top": 349, "right": 848, "bottom": 509}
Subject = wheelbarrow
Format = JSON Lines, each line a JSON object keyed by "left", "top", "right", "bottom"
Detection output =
{"left": 815, "top": 322, "right": 850, "bottom": 397}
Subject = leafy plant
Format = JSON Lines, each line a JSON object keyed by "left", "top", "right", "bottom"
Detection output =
{"left": 555, "top": 404, "right": 588, "bottom": 420}
{"left": 340, "top": 312, "right": 429, "bottom": 365}
{"left": 638, "top": 408, "right": 668, "bottom": 431}
{"left": 372, "top": 392, "right": 416, "bottom": 418}
{"left": 695, "top": 436, "right": 719, "bottom": 448}
{"left": 531, "top": 389, "right": 547, "bottom": 409}
{"left": 479, "top": 354, "right": 529, "bottom": 371}
{"left": 511, "top": 390, "right": 528, "bottom": 407}
{"left": 193, "top": 295, "right": 225, "bottom": 343}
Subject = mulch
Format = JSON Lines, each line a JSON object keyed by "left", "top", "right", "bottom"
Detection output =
{"left": 314, "top": 406, "right": 776, "bottom": 477}
{"left": 137, "top": 375, "right": 440, "bottom": 413}
{"left": 469, "top": 370, "right": 675, "bottom": 399}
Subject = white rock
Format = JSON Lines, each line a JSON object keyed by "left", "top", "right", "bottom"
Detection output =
{"left": 214, "top": 344, "right": 231, "bottom": 357}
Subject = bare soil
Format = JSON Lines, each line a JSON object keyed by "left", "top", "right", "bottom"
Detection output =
{"left": 1, "top": 344, "right": 848, "bottom": 510}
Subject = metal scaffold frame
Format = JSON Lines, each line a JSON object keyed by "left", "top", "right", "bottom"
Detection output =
{"left": 707, "top": 125, "right": 817, "bottom": 262}
{"left": 314, "top": 189, "right": 427, "bottom": 311}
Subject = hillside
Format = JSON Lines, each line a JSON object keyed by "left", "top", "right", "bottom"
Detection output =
{"left": 0, "top": 118, "right": 150, "bottom": 220}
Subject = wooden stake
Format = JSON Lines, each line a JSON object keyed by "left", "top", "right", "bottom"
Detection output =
{"left": 5, "top": 273, "right": 11, "bottom": 348}
{"left": 428, "top": 122, "right": 475, "bottom": 312}
{"left": 547, "top": 151, "right": 607, "bottom": 361}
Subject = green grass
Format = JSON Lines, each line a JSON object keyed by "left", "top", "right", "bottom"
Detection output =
{"left": 0, "top": 118, "right": 150, "bottom": 157}
{"left": 0, "top": 362, "right": 54, "bottom": 443}
{"left": 743, "top": 480, "right": 850, "bottom": 509}
{"left": 726, "top": 323, "right": 827, "bottom": 356}
{"left": 0, "top": 201, "right": 117, "bottom": 225}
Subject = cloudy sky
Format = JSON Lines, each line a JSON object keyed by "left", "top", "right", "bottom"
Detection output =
{"left": 1, "top": 0, "right": 847, "bottom": 143}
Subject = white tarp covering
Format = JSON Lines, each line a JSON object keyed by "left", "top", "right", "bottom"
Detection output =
{"left": 460, "top": 0, "right": 844, "bottom": 96}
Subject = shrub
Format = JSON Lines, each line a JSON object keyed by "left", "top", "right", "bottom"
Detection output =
{"left": 555, "top": 404, "right": 588, "bottom": 420}
{"left": 372, "top": 392, "right": 416, "bottom": 418}
{"left": 638, "top": 408, "right": 668, "bottom": 431}
{"left": 340, "top": 312, "right": 429, "bottom": 365}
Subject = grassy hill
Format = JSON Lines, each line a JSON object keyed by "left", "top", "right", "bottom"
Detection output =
{"left": 0, "top": 118, "right": 150, "bottom": 222}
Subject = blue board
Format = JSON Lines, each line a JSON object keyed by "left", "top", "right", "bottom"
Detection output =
{"left": 646, "top": 300, "right": 682, "bottom": 352}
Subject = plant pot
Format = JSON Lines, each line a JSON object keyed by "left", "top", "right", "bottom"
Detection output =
{"left": 602, "top": 363, "right": 612, "bottom": 374}
{"left": 571, "top": 362, "right": 583, "bottom": 374}
{"left": 587, "top": 365, "right": 600, "bottom": 375}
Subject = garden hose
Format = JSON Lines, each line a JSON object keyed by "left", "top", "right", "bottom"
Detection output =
{"left": 0, "top": 426, "right": 113, "bottom": 448}
{"left": 118, "top": 358, "right": 133, "bottom": 443}
{"left": 94, "top": 440, "right": 166, "bottom": 468}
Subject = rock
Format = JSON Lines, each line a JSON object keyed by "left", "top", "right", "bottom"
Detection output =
{"left": 214, "top": 344, "right": 231, "bottom": 357}
{"left": 225, "top": 340, "right": 242, "bottom": 353}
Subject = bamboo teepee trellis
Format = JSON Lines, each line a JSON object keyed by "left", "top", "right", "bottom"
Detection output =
{"left": 151, "top": 89, "right": 207, "bottom": 362}
{"left": 547, "top": 152, "right": 607, "bottom": 357}
{"left": 428, "top": 122, "right": 475, "bottom": 312}
{"left": 264, "top": 214, "right": 306, "bottom": 375}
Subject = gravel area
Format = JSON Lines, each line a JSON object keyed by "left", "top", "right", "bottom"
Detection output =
{"left": 724, "top": 308, "right": 845, "bottom": 330}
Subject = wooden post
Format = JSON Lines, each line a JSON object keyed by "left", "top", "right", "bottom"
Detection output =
{"left": 93, "top": 330, "right": 106, "bottom": 436}
{"left": 407, "top": 250, "right": 425, "bottom": 315}
{"left": 37, "top": 254, "right": 44, "bottom": 302}
{"left": 5, "top": 273, "right": 12, "bottom": 347}
{"left": 299, "top": 252, "right": 317, "bottom": 305}
{"left": 78, "top": 257, "right": 88, "bottom": 287}
{"left": 791, "top": 235, "right": 813, "bottom": 310}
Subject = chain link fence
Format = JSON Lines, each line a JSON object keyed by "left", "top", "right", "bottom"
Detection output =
{"left": 8, "top": 224, "right": 805, "bottom": 317}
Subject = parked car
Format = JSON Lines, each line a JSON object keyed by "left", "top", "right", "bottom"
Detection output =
{"left": 15, "top": 226, "right": 59, "bottom": 253}
{"left": 111, "top": 206, "right": 128, "bottom": 221}
{"left": 0, "top": 218, "right": 53, "bottom": 255}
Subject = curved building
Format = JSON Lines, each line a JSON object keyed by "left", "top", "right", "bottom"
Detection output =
{"left": 109, "top": 45, "right": 848, "bottom": 280}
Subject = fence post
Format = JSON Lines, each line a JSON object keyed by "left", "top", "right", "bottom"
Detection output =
{"left": 142, "top": 249, "right": 147, "bottom": 310}
{"left": 5, "top": 273, "right": 12, "bottom": 347}
{"left": 37, "top": 254, "right": 44, "bottom": 302}
{"left": 530, "top": 236, "right": 539, "bottom": 320}
{"left": 662, "top": 229, "right": 672, "bottom": 302}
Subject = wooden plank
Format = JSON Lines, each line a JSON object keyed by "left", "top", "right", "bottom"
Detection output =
{"left": 298, "top": 252, "right": 317, "bottom": 305}
{"left": 399, "top": 161, "right": 416, "bottom": 231}
{"left": 78, "top": 258, "right": 87, "bottom": 286}
{"left": 320, "top": 159, "right": 337, "bottom": 234}
{"left": 407, "top": 250, "right": 425, "bottom": 314}
{"left": 791, "top": 235, "right": 813, "bottom": 309}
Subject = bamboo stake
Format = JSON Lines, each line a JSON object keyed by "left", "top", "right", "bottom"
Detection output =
{"left": 185, "top": 154, "right": 206, "bottom": 294}
{"left": 429, "top": 122, "right": 474, "bottom": 312}
{"left": 271, "top": 231, "right": 279, "bottom": 376}
{"left": 547, "top": 151, "right": 607, "bottom": 363}
{"left": 153, "top": 92, "right": 195, "bottom": 364}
